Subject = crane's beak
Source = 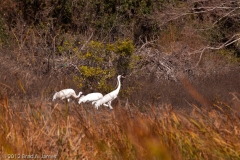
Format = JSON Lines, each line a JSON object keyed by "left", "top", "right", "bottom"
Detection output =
{"left": 121, "top": 75, "right": 126, "bottom": 79}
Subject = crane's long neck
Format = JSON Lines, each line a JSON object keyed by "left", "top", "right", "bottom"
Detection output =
{"left": 115, "top": 76, "right": 121, "bottom": 93}
{"left": 77, "top": 92, "right": 82, "bottom": 98}
{"left": 73, "top": 92, "right": 82, "bottom": 98}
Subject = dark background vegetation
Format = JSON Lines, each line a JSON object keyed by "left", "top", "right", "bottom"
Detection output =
{"left": 0, "top": 0, "right": 240, "bottom": 108}
{"left": 1, "top": 1, "right": 240, "bottom": 159}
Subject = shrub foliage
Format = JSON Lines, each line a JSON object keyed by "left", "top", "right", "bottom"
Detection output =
{"left": 74, "top": 39, "right": 134, "bottom": 92}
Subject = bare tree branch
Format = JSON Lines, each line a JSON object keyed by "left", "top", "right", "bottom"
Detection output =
{"left": 159, "top": 1, "right": 240, "bottom": 28}
{"left": 190, "top": 34, "right": 240, "bottom": 69}
{"left": 80, "top": 32, "right": 94, "bottom": 51}
{"left": 197, "top": 8, "right": 239, "bottom": 30}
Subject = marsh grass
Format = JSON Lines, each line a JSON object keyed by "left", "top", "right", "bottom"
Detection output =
{"left": 0, "top": 96, "right": 240, "bottom": 160}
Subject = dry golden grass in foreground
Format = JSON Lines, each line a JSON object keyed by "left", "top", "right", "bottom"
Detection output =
{"left": 0, "top": 96, "right": 240, "bottom": 160}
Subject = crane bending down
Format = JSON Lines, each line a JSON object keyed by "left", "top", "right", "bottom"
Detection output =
{"left": 78, "top": 92, "right": 106, "bottom": 104}
{"left": 52, "top": 89, "right": 82, "bottom": 102}
{"left": 93, "top": 75, "right": 124, "bottom": 110}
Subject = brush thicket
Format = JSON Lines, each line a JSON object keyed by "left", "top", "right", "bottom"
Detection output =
{"left": 0, "top": 96, "right": 240, "bottom": 160}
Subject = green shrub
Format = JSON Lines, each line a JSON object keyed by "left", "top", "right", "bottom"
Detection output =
{"left": 74, "top": 39, "right": 134, "bottom": 92}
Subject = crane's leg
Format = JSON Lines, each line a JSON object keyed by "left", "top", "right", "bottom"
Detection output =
{"left": 108, "top": 101, "right": 113, "bottom": 109}
{"left": 94, "top": 104, "right": 99, "bottom": 110}
{"left": 103, "top": 103, "right": 109, "bottom": 107}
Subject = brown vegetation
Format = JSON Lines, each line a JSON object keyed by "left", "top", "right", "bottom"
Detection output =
{"left": 0, "top": 95, "right": 240, "bottom": 159}
{"left": 0, "top": 0, "right": 240, "bottom": 159}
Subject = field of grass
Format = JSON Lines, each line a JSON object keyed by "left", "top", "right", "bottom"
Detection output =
{"left": 1, "top": 1, "right": 240, "bottom": 159}
{"left": 0, "top": 95, "right": 240, "bottom": 160}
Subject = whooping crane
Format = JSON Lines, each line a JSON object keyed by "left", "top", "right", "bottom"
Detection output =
{"left": 94, "top": 75, "right": 124, "bottom": 110}
{"left": 78, "top": 92, "right": 104, "bottom": 104}
{"left": 52, "top": 89, "right": 82, "bottom": 102}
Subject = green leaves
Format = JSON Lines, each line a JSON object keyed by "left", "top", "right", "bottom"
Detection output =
{"left": 75, "top": 39, "right": 134, "bottom": 92}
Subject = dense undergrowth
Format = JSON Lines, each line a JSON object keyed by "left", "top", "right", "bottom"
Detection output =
{"left": 0, "top": 95, "right": 240, "bottom": 160}
{"left": 0, "top": 1, "right": 240, "bottom": 159}
{"left": 0, "top": 0, "right": 240, "bottom": 98}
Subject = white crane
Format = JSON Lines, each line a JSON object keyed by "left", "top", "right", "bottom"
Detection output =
{"left": 93, "top": 75, "right": 124, "bottom": 110}
{"left": 78, "top": 92, "right": 104, "bottom": 104}
{"left": 52, "top": 89, "right": 82, "bottom": 102}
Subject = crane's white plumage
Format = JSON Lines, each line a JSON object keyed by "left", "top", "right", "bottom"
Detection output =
{"left": 94, "top": 75, "right": 124, "bottom": 110}
{"left": 78, "top": 92, "right": 104, "bottom": 104}
{"left": 52, "top": 89, "right": 82, "bottom": 102}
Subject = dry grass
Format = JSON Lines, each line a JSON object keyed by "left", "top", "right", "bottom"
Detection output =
{"left": 0, "top": 95, "right": 240, "bottom": 160}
